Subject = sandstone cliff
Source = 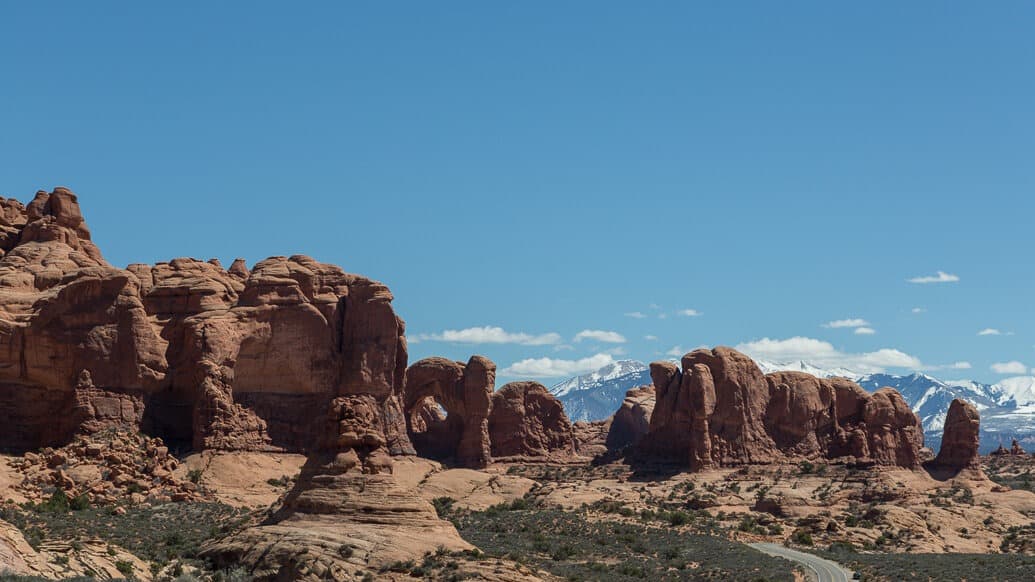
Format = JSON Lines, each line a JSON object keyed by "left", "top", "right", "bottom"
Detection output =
{"left": 0, "top": 188, "right": 411, "bottom": 456}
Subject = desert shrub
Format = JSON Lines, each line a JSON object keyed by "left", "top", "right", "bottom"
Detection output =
{"left": 432, "top": 497, "right": 456, "bottom": 517}
{"left": 791, "top": 529, "right": 814, "bottom": 546}
{"left": 115, "top": 559, "right": 134, "bottom": 577}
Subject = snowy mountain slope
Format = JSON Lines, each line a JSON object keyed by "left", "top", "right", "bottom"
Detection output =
{"left": 755, "top": 360, "right": 863, "bottom": 381}
{"left": 550, "top": 358, "right": 1035, "bottom": 453}
{"left": 550, "top": 360, "right": 650, "bottom": 422}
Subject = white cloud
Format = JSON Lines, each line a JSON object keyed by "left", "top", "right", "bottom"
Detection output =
{"left": 574, "top": 329, "right": 626, "bottom": 343}
{"left": 925, "top": 361, "right": 973, "bottom": 371}
{"left": 823, "top": 318, "right": 870, "bottom": 329}
{"left": 911, "top": 307, "right": 926, "bottom": 314}
{"left": 624, "top": 311, "right": 646, "bottom": 319}
{"left": 666, "top": 346, "right": 686, "bottom": 357}
{"left": 658, "top": 313, "right": 668, "bottom": 320}
{"left": 978, "top": 328, "right": 1013, "bottom": 336}
{"left": 991, "top": 361, "right": 1028, "bottom": 375}
{"left": 677, "top": 309, "right": 701, "bottom": 317}
{"left": 552, "top": 344, "right": 574, "bottom": 352}
{"left": 907, "top": 271, "right": 959, "bottom": 284}
{"left": 854, "top": 327, "right": 876, "bottom": 335}
{"left": 602, "top": 346, "right": 628, "bottom": 356}
{"left": 413, "top": 326, "right": 561, "bottom": 346}
{"left": 501, "top": 353, "right": 615, "bottom": 378}
{"left": 735, "top": 336, "right": 922, "bottom": 374}
{"left": 644, "top": 335, "right": 658, "bottom": 341}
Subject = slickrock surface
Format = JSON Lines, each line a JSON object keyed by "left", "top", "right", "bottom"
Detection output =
{"left": 0, "top": 517, "right": 151, "bottom": 581}
{"left": 637, "top": 347, "right": 925, "bottom": 469}
{"left": 488, "top": 381, "right": 577, "bottom": 461}
{"left": 200, "top": 395, "right": 472, "bottom": 581}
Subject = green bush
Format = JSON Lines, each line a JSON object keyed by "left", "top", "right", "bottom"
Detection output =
{"left": 791, "top": 529, "right": 814, "bottom": 546}
{"left": 37, "top": 490, "right": 70, "bottom": 513}
{"left": 70, "top": 493, "right": 91, "bottom": 511}
{"left": 187, "top": 469, "right": 204, "bottom": 484}
{"left": 115, "top": 559, "right": 134, "bottom": 577}
{"left": 432, "top": 497, "right": 456, "bottom": 517}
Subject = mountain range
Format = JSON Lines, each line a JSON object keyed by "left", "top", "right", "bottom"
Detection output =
{"left": 551, "top": 359, "right": 1035, "bottom": 453}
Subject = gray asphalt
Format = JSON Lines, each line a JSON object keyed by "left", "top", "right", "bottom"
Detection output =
{"left": 748, "top": 542, "right": 853, "bottom": 582}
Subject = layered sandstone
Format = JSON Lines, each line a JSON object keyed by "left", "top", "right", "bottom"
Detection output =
{"left": 202, "top": 394, "right": 471, "bottom": 580}
{"left": 636, "top": 347, "right": 925, "bottom": 469}
{"left": 0, "top": 188, "right": 410, "bottom": 456}
{"left": 0, "top": 187, "right": 470, "bottom": 579}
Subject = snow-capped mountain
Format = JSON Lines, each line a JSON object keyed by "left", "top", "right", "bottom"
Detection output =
{"left": 755, "top": 360, "right": 863, "bottom": 381}
{"left": 550, "top": 358, "right": 1035, "bottom": 453}
{"left": 550, "top": 360, "right": 650, "bottom": 422}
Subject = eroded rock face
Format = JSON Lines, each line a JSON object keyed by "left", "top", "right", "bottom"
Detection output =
{"left": 489, "top": 381, "right": 576, "bottom": 460}
{"left": 636, "top": 347, "right": 925, "bottom": 469}
{"left": 932, "top": 399, "right": 981, "bottom": 470}
{"left": 0, "top": 188, "right": 411, "bottom": 457}
{"left": 201, "top": 394, "right": 470, "bottom": 581}
{"left": 403, "top": 356, "right": 495, "bottom": 467}
{"left": 605, "top": 385, "right": 655, "bottom": 450}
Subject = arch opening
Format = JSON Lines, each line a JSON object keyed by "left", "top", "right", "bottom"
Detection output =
{"left": 406, "top": 391, "right": 463, "bottom": 462}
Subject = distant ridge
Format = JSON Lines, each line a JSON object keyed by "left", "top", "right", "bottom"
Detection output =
{"left": 551, "top": 357, "right": 1035, "bottom": 453}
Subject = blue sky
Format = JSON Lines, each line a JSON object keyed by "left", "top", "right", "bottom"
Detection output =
{"left": 2, "top": 3, "right": 1033, "bottom": 384}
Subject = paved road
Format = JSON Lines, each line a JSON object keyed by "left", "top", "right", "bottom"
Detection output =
{"left": 749, "top": 542, "right": 853, "bottom": 582}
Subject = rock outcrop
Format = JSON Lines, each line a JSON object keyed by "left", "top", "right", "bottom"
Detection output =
{"left": 403, "top": 356, "right": 495, "bottom": 467}
{"left": 0, "top": 187, "right": 470, "bottom": 580}
{"left": 605, "top": 385, "right": 655, "bottom": 450}
{"left": 1010, "top": 439, "right": 1026, "bottom": 455}
{"left": 7, "top": 428, "right": 200, "bottom": 506}
{"left": 202, "top": 394, "right": 471, "bottom": 580}
{"left": 488, "top": 382, "right": 577, "bottom": 460}
{"left": 636, "top": 347, "right": 925, "bottom": 469}
{"left": 0, "top": 188, "right": 411, "bottom": 456}
{"left": 931, "top": 399, "right": 981, "bottom": 470}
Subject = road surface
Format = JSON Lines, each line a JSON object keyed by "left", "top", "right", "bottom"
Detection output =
{"left": 749, "top": 542, "right": 853, "bottom": 582}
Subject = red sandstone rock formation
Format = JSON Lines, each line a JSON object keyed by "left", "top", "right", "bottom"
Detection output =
{"left": 403, "top": 356, "right": 495, "bottom": 467}
{"left": 0, "top": 188, "right": 411, "bottom": 456}
{"left": 637, "top": 347, "right": 925, "bottom": 469}
{"left": 605, "top": 385, "right": 655, "bottom": 450}
{"left": 932, "top": 399, "right": 981, "bottom": 470}
{"left": 488, "top": 381, "right": 576, "bottom": 460}
{"left": 1010, "top": 439, "right": 1026, "bottom": 455}
{"left": 202, "top": 391, "right": 471, "bottom": 580}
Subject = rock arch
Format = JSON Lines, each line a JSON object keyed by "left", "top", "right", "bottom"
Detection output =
{"left": 403, "top": 356, "right": 495, "bottom": 467}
